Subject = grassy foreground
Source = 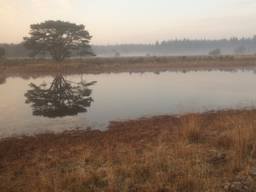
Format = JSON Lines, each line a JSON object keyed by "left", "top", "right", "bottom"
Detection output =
{"left": 1, "top": 109, "right": 256, "bottom": 192}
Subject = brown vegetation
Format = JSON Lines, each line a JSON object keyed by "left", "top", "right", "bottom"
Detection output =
{"left": 1, "top": 109, "right": 256, "bottom": 191}
{"left": 1, "top": 55, "right": 256, "bottom": 78}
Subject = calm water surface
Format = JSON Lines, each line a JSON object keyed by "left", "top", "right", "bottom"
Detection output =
{"left": 1, "top": 70, "right": 256, "bottom": 138}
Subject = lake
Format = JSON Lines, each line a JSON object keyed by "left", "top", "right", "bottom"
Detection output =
{"left": 1, "top": 70, "right": 256, "bottom": 138}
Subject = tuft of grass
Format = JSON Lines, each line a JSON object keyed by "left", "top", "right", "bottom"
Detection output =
{"left": 179, "top": 114, "right": 204, "bottom": 143}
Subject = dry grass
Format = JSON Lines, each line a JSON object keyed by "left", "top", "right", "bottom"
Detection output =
{"left": 1, "top": 109, "right": 256, "bottom": 191}
{"left": 1, "top": 55, "right": 256, "bottom": 79}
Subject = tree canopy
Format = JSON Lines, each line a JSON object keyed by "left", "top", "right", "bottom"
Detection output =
{"left": 23, "top": 20, "right": 95, "bottom": 61}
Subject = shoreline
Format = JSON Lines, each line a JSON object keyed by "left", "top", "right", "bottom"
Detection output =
{"left": 1, "top": 55, "right": 256, "bottom": 78}
{"left": 0, "top": 108, "right": 255, "bottom": 140}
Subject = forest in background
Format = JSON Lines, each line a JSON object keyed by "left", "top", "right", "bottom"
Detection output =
{"left": 1, "top": 36, "right": 256, "bottom": 58}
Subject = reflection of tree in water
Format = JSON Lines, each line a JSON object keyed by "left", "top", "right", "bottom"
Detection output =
{"left": 25, "top": 74, "right": 96, "bottom": 118}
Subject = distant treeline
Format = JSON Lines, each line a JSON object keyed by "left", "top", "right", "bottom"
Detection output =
{"left": 1, "top": 36, "right": 256, "bottom": 57}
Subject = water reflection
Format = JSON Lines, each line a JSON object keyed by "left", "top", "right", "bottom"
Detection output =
{"left": 25, "top": 73, "right": 96, "bottom": 118}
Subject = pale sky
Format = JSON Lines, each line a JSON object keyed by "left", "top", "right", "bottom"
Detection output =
{"left": 0, "top": 0, "right": 256, "bottom": 44}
